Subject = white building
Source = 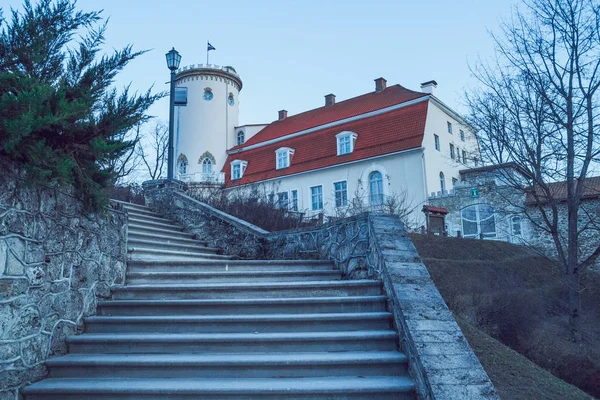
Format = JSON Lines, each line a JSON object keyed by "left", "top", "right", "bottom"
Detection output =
{"left": 173, "top": 64, "right": 480, "bottom": 226}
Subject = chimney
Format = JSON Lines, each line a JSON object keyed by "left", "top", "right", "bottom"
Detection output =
{"left": 375, "top": 77, "right": 387, "bottom": 92}
{"left": 278, "top": 110, "right": 288, "bottom": 120}
{"left": 420, "top": 80, "right": 438, "bottom": 95}
{"left": 324, "top": 93, "right": 336, "bottom": 107}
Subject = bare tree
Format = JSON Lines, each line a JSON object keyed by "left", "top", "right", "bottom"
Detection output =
{"left": 466, "top": 0, "right": 600, "bottom": 340}
{"left": 137, "top": 121, "right": 168, "bottom": 180}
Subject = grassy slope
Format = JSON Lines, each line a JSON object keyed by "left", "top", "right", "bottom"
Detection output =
{"left": 457, "top": 317, "right": 593, "bottom": 400}
{"left": 410, "top": 234, "right": 599, "bottom": 400}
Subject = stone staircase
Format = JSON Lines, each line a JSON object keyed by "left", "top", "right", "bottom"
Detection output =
{"left": 24, "top": 202, "right": 416, "bottom": 399}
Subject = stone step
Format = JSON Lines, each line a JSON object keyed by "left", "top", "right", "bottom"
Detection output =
{"left": 24, "top": 376, "right": 415, "bottom": 400}
{"left": 126, "top": 211, "right": 174, "bottom": 224}
{"left": 127, "top": 231, "right": 208, "bottom": 247}
{"left": 47, "top": 352, "right": 408, "bottom": 379}
{"left": 112, "top": 200, "right": 151, "bottom": 212}
{"left": 127, "top": 223, "right": 190, "bottom": 237}
{"left": 125, "top": 270, "right": 342, "bottom": 284}
{"left": 127, "top": 249, "right": 231, "bottom": 262}
{"left": 98, "top": 295, "right": 389, "bottom": 316}
{"left": 127, "top": 238, "right": 218, "bottom": 255}
{"left": 126, "top": 259, "right": 335, "bottom": 273}
{"left": 66, "top": 331, "right": 399, "bottom": 354}
{"left": 127, "top": 216, "right": 184, "bottom": 231}
{"left": 111, "top": 280, "right": 382, "bottom": 300}
{"left": 83, "top": 312, "right": 393, "bottom": 333}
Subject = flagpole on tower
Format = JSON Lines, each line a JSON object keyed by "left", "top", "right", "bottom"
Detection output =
{"left": 206, "top": 41, "right": 216, "bottom": 65}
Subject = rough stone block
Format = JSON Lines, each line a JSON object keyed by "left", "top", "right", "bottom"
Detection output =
{"left": 7, "top": 306, "right": 41, "bottom": 339}
{"left": 0, "top": 278, "right": 28, "bottom": 301}
{"left": 428, "top": 383, "right": 498, "bottom": 400}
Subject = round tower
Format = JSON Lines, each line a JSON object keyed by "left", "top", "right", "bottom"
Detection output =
{"left": 173, "top": 64, "right": 242, "bottom": 182}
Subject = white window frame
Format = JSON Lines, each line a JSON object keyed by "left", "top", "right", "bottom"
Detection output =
{"left": 310, "top": 185, "right": 323, "bottom": 211}
{"left": 335, "top": 131, "right": 358, "bottom": 156}
{"left": 333, "top": 180, "right": 348, "bottom": 208}
{"left": 290, "top": 189, "right": 299, "bottom": 211}
{"left": 201, "top": 157, "right": 213, "bottom": 174}
{"left": 230, "top": 160, "right": 248, "bottom": 180}
{"left": 369, "top": 172, "right": 384, "bottom": 206}
{"left": 236, "top": 131, "right": 245, "bottom": 146}
{"left": 461, "top": 204, "right": 497, "bottom": 239}
{"left": 460, "top": 129, "right": 465, "bottom": 141}
{"left": 450, "top": 143, "right": 455, "bottom": 159}
{"left": 434, "top": 134, "right": 440, "bottom": 151}
{"left": 276, "top": 191, "right": 289, "bottom": 209}
{"left": 275, "top": 147, "right": 295, "bottom": 169}
{"left": 447, "top": 121, "right": 453, "bottom": 134}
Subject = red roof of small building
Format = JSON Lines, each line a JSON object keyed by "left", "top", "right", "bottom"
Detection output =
{"left": 422, "top": 205, "right": 449, "bottom": 214}
{"left": 230, "top": 85, "right": 428, "bottom": 150}
{"left": 224, "top": 92, "right": 430, "bottom": 187}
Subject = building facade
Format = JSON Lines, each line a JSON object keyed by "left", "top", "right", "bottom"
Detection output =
{"left": 173, "top": 64, "right": 481, "bottom": 226}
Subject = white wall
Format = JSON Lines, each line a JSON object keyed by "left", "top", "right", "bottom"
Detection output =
{"left": 225, "top": 149, "right": 428, "bottom": 227}
{"left": 234, "top": 124, "right": 268, "bottom": 146}
{"left": 422, "top": 100, "right": 480, "bottom": 197}
{"left": 174, "top": 67, "right": 241, "bottom": 176}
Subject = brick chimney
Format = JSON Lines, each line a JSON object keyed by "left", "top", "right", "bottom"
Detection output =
{"left": 325, "top": 93, "right": 336, "bottom": 107}
{"left": 420, "top": 80, "right": 438, "bottom": 95}
{"left": 375, "top": 77, "right": 387, "bottom": 92}
{"left": 278, "top": 110, "right": 288, "bottom": 120}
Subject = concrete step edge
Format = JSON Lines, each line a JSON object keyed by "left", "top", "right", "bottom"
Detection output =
{"left": 112, "top": 279, "right": 380, "bottom": 291}
{"left": 84, "top": 312, "right": 393, "bottom": 324}
{"left": 24, "top": 376, "right": 415, "bottom": 395}
{"left": 48, "top": 351, "right": 408, "bottom": 367}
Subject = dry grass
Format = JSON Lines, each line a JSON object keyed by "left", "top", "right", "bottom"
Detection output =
{"left": 411, "top": 234, "right": 600, "bottom": 398}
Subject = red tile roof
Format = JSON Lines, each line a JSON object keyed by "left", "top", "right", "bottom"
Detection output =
{"left": 423, "top": 205, "right": 449, "bottom": 214}
{"left": 224, "top": 98, "right": 429, "bottom": 187}
{"left": 230, "top": 85, "right": 428, "bottom": 149}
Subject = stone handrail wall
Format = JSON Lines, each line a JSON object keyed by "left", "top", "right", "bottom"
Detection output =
{"left": 267, "top": 214, "right": 498, "bottom": 399}
{"left": 143, "top": 180, "right": 267, "bottom": 258}
{"left": 0, "top": 168, "right": 127, "bottom": 399}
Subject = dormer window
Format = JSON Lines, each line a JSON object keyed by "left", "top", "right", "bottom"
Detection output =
{"left": 336, "top": 131, "right": 358, "bottom": 156}
{"left": 230, "top": 160, "right": 248, "bottom": 180}
{"left": 275, "top": 147, "right": 295, "bottom": 169}
{"left": 237, "top": 130, "right": 245, "bottom": 145}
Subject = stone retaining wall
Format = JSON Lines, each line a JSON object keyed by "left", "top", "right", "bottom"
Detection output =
{"left": 0, "top": 168, "right": 127, "bottom": 400}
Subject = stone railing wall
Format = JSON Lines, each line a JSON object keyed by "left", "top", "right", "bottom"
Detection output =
{"left": 141, "top": 181, "right": 498, "bottom": 399}
{"left": 143, "top": 180, "right": 267, "bottom": 259}
{"left": 0, "top": 168, "right": 127, "bottom": 399}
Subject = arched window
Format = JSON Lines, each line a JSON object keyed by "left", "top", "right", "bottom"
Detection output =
{"left": 369, "top": 171, "right": 384, "bottom": 206}
{"left": 237, "top": 131, "right": 245, "bottom": 146}
{"left": 177, "top": 156, "right": 188, "bottom": 175}
{"left": 440, "top": 172, "right": 446, "bottom": 193}
{"left": 461, "top": 204, "right": 496, "bottom": 239}
{"left": 202, "top": 157, "right": 213, "bottom": 174}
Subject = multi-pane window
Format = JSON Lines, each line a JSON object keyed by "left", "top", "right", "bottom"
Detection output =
{"left": 338, "top": 136, "right": 351, "bottom": 155}
{"left": 178, "top": 157, "right": 188, "bottom": 175}
{"left": 277, "top": 192, "right": 289, "bottom": 209}
{"left": 232, "top": 164, "right": 241, "bottom": 180}
{"left": 334, "top": 181, "right": 348, "bottom": 207}
{"left": 447, "top": 121, "right": 453, "bottom": 134}
{"left": 369, "top": 172, "right": 384, "bottom": 206}
{"left": 290, "top": 190, "right": 299, "bottom": 211}
{"left": 461, "top": 204, "right": 497, "bottom": 239}
{"left": 276, "top": 148, "right": 294, "bottom": 169}
{"left": 237, "top": 131, "right": 245, "bottom": 146}
{"left": 434, "top": 134, "right": 440, "bottom": 151}
{"left": 460, "top": 130, "right": 465, "bottom": 141}
{"left": 311, "top": 186, "right": 323, "bottom": 210}
{"left": 336, "top": 132, "right": 357, "bottom": 155}
{"left": 202, "top": 158, "right": 213, "bottom": 174}
{"left": 450, "top": 144, "right": 455, "bottom": 159}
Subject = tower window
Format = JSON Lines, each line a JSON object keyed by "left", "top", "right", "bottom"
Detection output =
{"left": 202, "top": 157, "right": 213, "bottom": 174}
{"left": 237, "top": 131, "right": 245, "bottom": 146}
{"left": 228, "top": 93, "right": 235, "bottom": 106}
{"left": 203, "top": 88, "right": 213, "bottom": 101}
{"left": 177, "top": 155, "right": 188, "bottom": 175}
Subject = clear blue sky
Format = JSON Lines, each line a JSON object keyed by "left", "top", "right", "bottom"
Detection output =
{"left": 7, "top": 0, "right": 519, "bottom": 124}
